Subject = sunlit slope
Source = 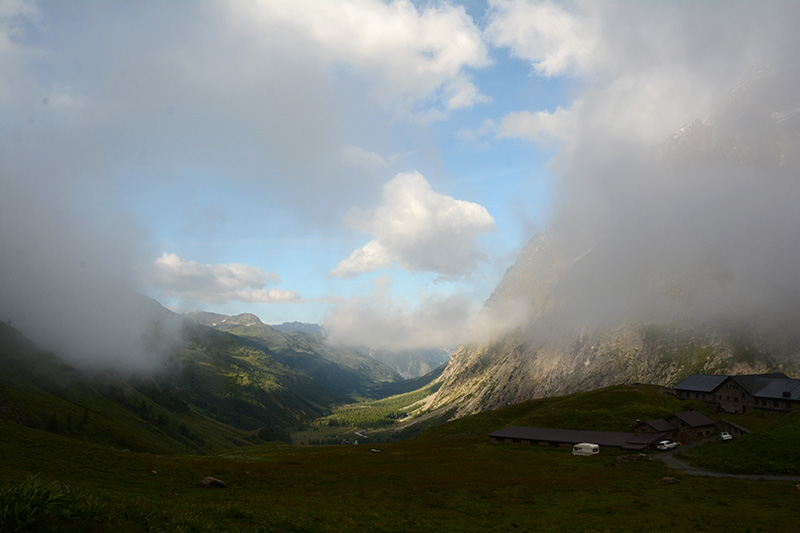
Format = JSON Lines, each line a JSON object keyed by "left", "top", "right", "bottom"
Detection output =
{"left": 171, "top": 322, "right": 336, "bottom": 430}
{"left": 187, "top": 311, "right": 400, "bottom": 395}
{"left": 0, "top": 322, "right": 254, "bottom": 453}
{"left": 0, "top": 320, "right": 340, "bottom": 453}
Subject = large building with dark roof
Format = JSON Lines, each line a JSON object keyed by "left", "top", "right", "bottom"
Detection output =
{"left": 487, "top": 426, "right": 665, "bottom": 451}
{"left": 489, "top": 411, "right": 719, "bottom": 450}
{"left": 674, "top": 373, "right": 800, "bottom": 414}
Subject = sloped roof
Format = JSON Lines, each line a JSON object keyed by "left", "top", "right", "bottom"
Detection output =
{"left": 488, "top": 426, "right": 663, "bottom": 450}
{"left": 671, "top": 411, "right": 716, "bottom": 428}
{"left": 625, "top": 432, "right": 667, "bottom": 446}
{"left": 674, "top": 374, "right": 728, "bottom": 392}
{"left": 645, "top": 418, "right": 678, "bottom": 432}
{"left": 729, "top": 374, "right": 781, "bottom": 396}
{"left": 674, "top": 373, "right": 800, "bottom": 399}
{"left": 752, "top": 378, "right": 800, "bottom": 400}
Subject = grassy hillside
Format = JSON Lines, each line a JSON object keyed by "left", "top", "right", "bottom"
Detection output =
{"left": 293, "top": 382, "right": 444, "bottom": 445}
{"left": 168, "top": 322, "right": 337, "bottom": 430}
{"left": 0, "top": 322, "right": 254, "bottom": 454}
{"left": 686, "top": 409, "right": 800, "bottom": 475}
{"left": 2, "top": 386, "right": 800, "bottom": 531}
{"left": 0, "top": 320, "right": 341, "bottom": 453}
{"left": 195, "top": 318, "right": 400, "bottom": 396}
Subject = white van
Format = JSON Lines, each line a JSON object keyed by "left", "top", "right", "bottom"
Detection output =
{"left": 572, "top": 443, "right": 600, "bottom": 456}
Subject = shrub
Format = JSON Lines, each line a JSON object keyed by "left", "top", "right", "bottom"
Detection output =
{"left": 0, "top": 475, "right": 107, "bottom": 531}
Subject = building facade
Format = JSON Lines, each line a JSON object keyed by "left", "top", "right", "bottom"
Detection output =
{"left": 674, "top": 373, "right": 800, "bottom": 414}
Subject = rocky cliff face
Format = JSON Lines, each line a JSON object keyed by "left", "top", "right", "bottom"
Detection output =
{"left": 427, "top": 310, "right": 797, "bottom": 419}
{"left": 423, "top": 64, "right": 800, "bottom": 419}
{"left": 426, "top": 220, "right": 800, "bottom": 418}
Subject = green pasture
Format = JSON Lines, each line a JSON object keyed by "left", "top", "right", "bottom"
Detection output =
{"left": 4, "top": 400, "right": 800, "bottom": 532}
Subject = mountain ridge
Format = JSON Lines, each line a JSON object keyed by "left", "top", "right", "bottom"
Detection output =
{"left": 420, "top": 63, "right": 800, "bottom": 421}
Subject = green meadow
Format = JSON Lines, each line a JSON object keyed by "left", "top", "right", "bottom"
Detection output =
{"left": 4, "top": 384, "right": 800, "bottom": 532}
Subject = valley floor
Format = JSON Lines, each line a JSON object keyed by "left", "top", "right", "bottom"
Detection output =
{"left": 3, "top": 418, "right": 800, "bottom": 532}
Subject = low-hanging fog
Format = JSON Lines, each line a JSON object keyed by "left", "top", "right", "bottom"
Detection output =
{"left": 2, "top": 1, "right": 800, "bottom": 370}
{"left": 477, "top": 2, "right": 800, "bottom": 347}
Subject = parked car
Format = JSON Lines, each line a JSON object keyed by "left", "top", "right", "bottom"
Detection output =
{"left": 657, "top": 440, "right": 678, "bottom": 451}
{"left": 720, "top": 431, "right": 733, "bottom": 442}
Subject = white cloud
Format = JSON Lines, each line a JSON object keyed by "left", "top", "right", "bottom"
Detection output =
{"left": 480, "top": 1, "right": 800, "bottom": 341}
{"left": 486, "top": 0, "right": 600, "bottom": 77}
{"left": 324, "top": 275, "right": 477, "bottom": 350}
{"left": 443, "top": 72, "right": 492, "bottom": 110}
{"left": 329, "top": 171, "right": 496, "bottom": 278}
{"left": 0, "top": 0, "right": 40, "bottom": 105}
{"left": 338, "top": 145, "right": 389, "bottom": 171}
{"left": 227, "top": 0, "right": 491, "bottom": 118}
{"left": 495, "top": 104, "right": 577, "bottom": 144}
{"left": 142, "top": 253, "right": 301, "bottom": 304}
{"left": 485, "top": 1, "right": 799, "bottom": 148}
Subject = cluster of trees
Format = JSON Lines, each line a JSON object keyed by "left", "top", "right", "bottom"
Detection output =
{"left": 45, "top": 408, "right": 89, "bottom": 436}
{"left": 132, "top": 399, "right": 205, "bottom": 446}
{"left": 323, "top": 407, "right": 407, "bottom": 428}
{"left": 318, "top": 387, "right": 433, "bottom": 429}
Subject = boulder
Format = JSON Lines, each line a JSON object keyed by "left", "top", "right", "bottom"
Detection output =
{"left": 199, "top": 476, "right": 226, "bottom": 488}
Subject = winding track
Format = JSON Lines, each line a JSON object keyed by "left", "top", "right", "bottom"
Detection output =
{"left": 657, "top": 438, "right": 800, "bottom": 481}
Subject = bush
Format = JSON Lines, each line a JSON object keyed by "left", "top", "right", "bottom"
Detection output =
{"left": 0, "top": 475, "right": 106, "bottom": 532}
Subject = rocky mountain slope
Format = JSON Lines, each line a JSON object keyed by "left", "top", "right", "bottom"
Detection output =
{"left": 421, "top": 64, "right": 800, "bottom": 420}
{"left": 188, "top": 311, "right": 449, "bottom": 380}
{"left": 185, "top": 311, "right": 400, "bottom": 394}
{"left": 365, "top": 347, "right": 451, "bottom": 379}
{"left": 271, "top": 321, "right": 326, "bottom": 336}
{"left": 0, "top": 316, "right": 334, "bottom": 452}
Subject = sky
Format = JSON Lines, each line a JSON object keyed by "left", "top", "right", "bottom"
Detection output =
{"left": 1, "top": 0, "right": 799, "bottom": 369}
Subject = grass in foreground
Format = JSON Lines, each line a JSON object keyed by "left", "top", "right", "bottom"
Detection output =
{"left": 3, "top": 410, "right": 800, "bottom": 532}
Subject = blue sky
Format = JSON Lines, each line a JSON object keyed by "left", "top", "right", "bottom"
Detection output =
{"left": 8, "top": 1, "right": 567, "bottom": 329}
{"left": 2, "top": 0, "right": 796, "bottom": 357}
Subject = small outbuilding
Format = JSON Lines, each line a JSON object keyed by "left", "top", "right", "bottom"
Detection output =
{"left": 635, "top": 411, "right": 716, "bottom": 443}
{"left": 668, "top": 411, "right": 716, "bottom": 442}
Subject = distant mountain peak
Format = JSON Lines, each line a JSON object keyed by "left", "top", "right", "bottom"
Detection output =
{"left": 270, "top": 322, "right": 325, "bottom": 336}
{"left": 184, "top": 311, "right": 264, "bottom": 330}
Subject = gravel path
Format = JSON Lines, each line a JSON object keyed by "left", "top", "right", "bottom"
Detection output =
{"left": 657, "top": 438, "right": 800, "bottom": 481}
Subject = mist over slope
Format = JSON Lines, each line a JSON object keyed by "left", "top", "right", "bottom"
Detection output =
{"left": 185, "top": 310, "right": 400, "bottom": 393}
{"left": 0, "top": 317, "right": 336, "bottom": 452}
{"left": 424, "top": 63, "right": 800, "bottom": 418}
{"left": 186, "top": 310, "right": 448, "bottom": 380}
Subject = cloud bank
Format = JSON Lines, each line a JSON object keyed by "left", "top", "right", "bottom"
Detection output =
{"left": 485, "top": 1, "right": 800, "bottom": 340}
{"left": 3, "top": 0, "right": 799, "bottom": 364}
{"left": 324, "top": 276, "right": 479, "bottom": 350}
{"left": 0, "top": 0, "right": 493, "bottom": 368}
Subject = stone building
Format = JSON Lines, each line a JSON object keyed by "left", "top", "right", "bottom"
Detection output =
{"left": 674, "top": 373, "right": 800, "bottom": 414}
{"left": 634, "top": 411, "right": 716, "bottom": 443}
